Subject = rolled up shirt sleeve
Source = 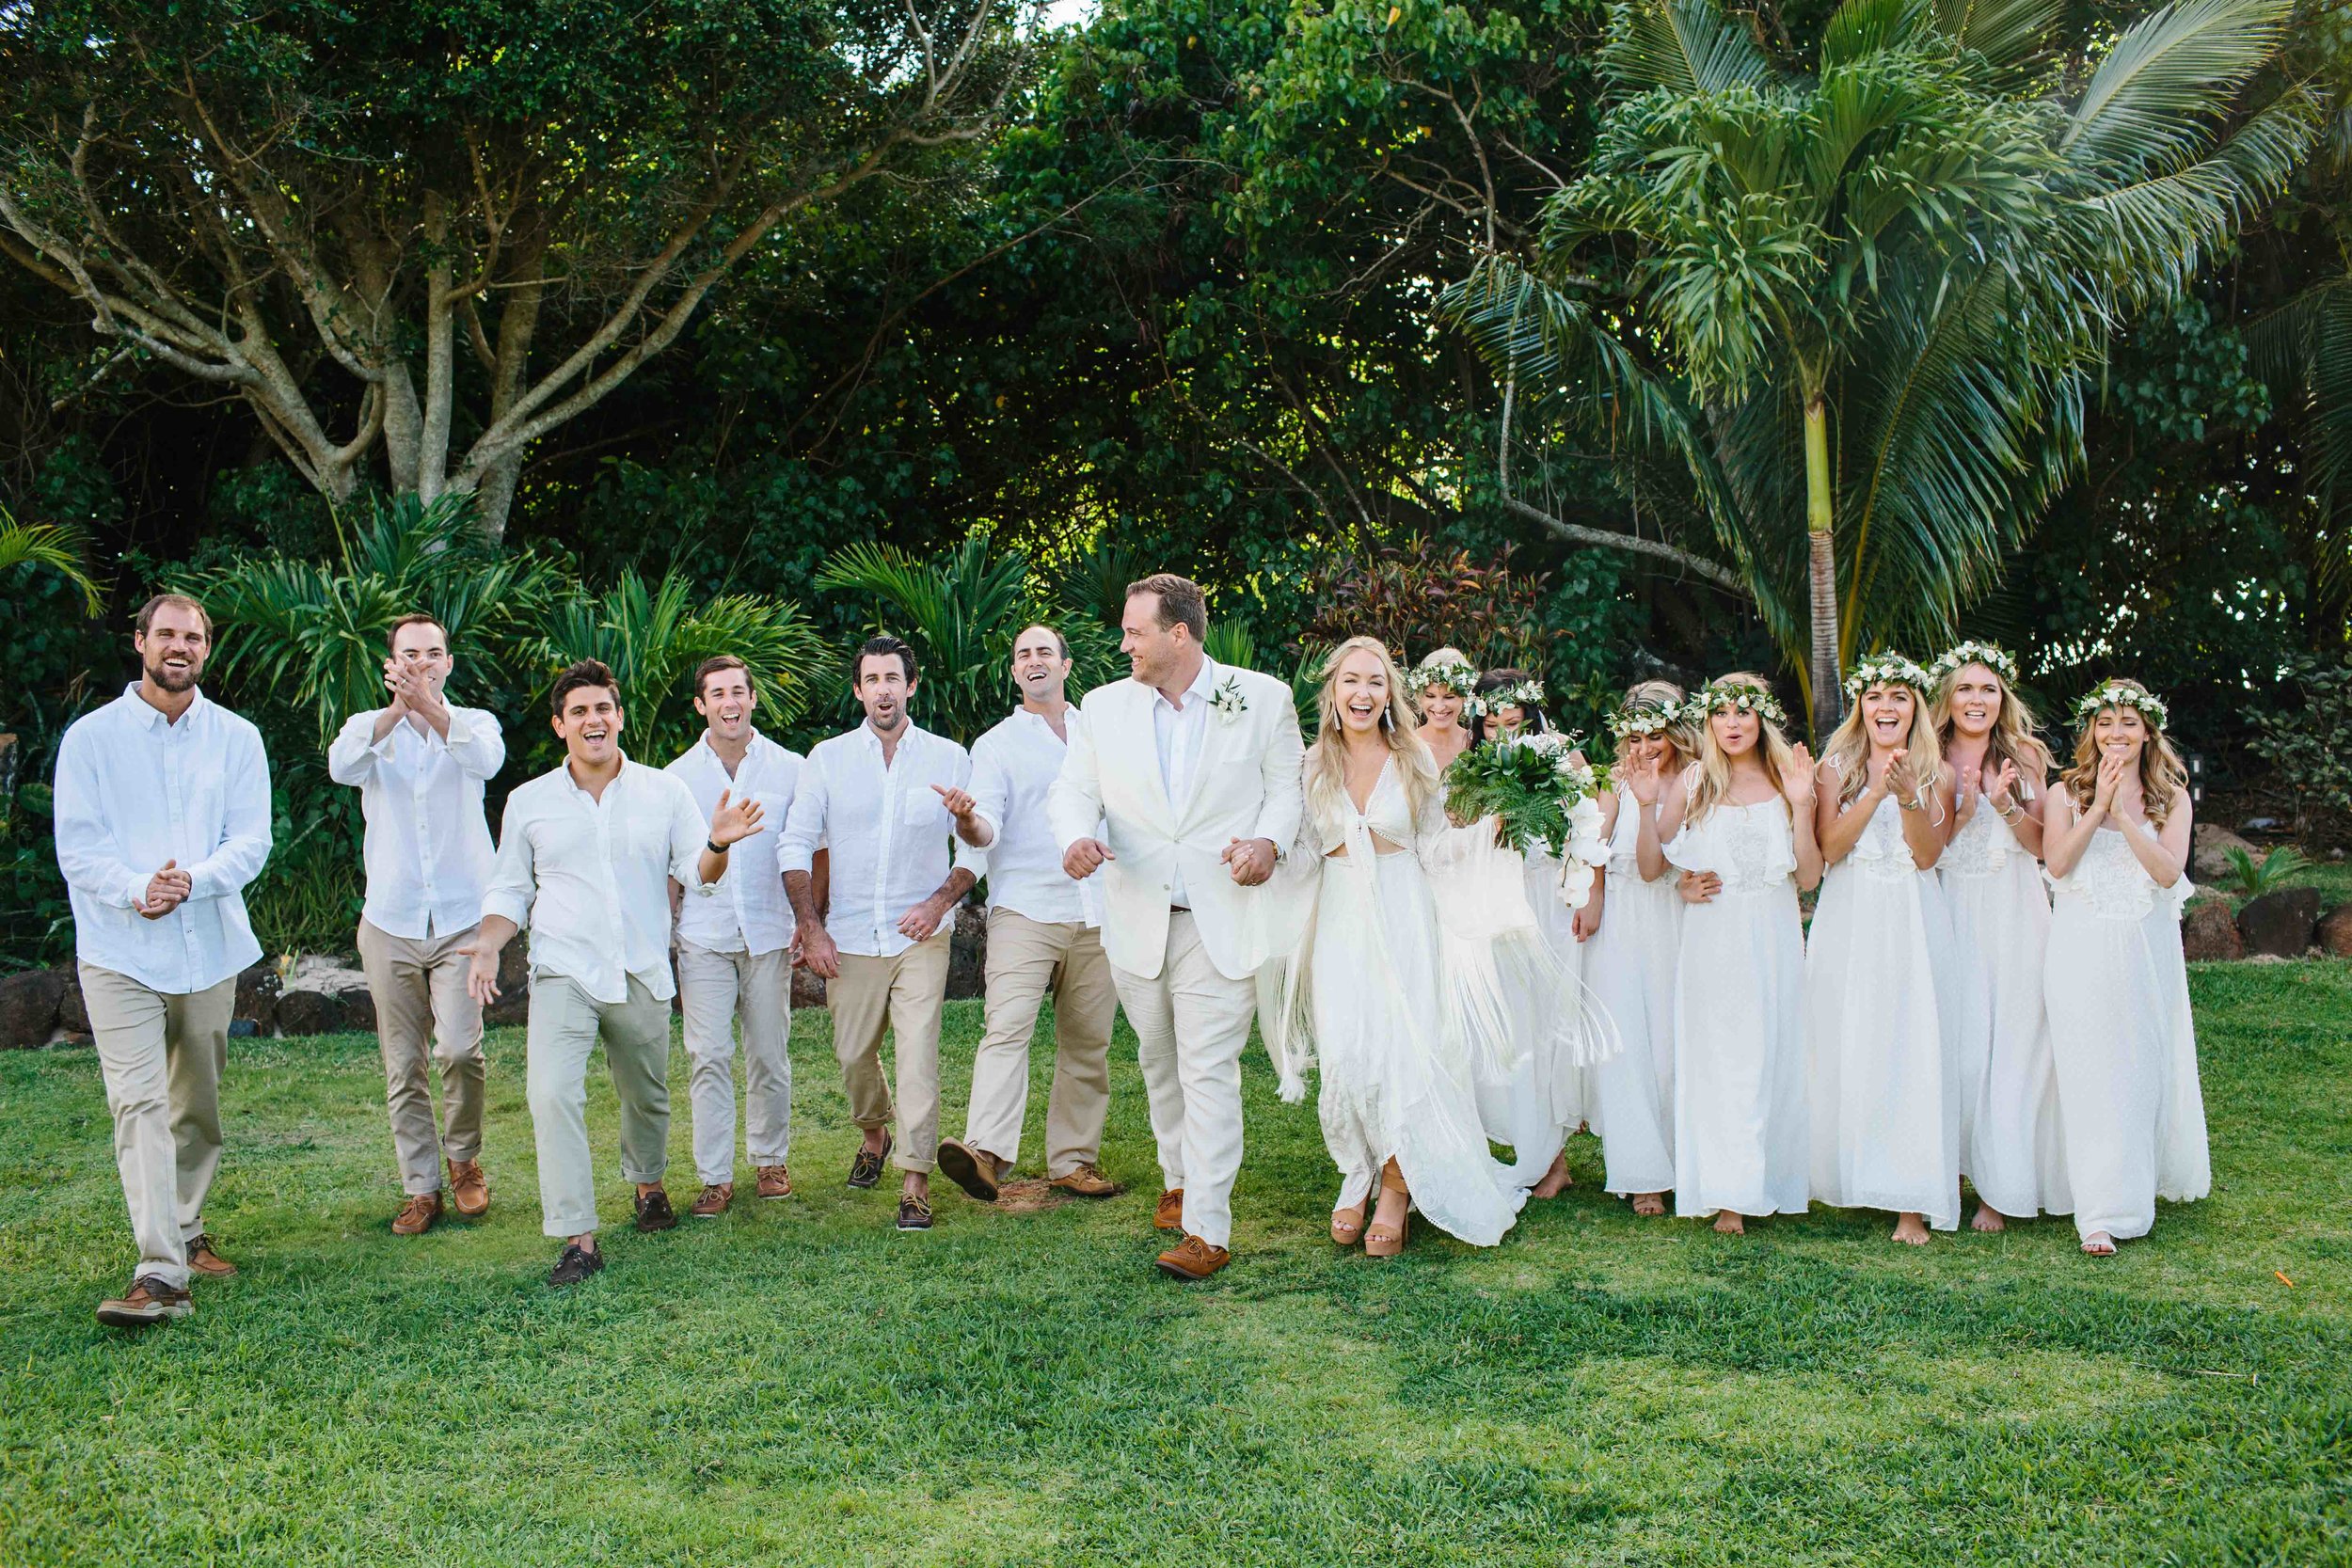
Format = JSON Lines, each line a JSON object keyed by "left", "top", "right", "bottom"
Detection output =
{"left": 667, "top": 778, "right": 720, "bottom": 896}
{"left": 185, "top": 728, "right": 274, "bottom": 902}
{"left": 778, "top": 757, "right": 828, "bottom": 876}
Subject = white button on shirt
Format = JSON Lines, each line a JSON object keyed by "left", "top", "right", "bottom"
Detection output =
{"left": 778, "top": 721, "right": 971, "bottom": 958}
{"left": 53, "top": 686, "right": 273, "bottom": 995}
{"left": 956, "top": 707, "right": 1103, "bottom": 927}
{"left": 326, "top": 705, "right": 504, "bottom": 941}
{"left": 666, "top": 730, "right": 803, "bottom": 957}
{"left": 1151, "top": 657, "right": 1220, "bottom": 908}
{"left": 481, "top": 756, "right": 715, "bottom": 1005}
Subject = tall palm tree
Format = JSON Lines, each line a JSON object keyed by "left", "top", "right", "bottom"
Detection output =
{"left": 1447, "top": 0, "right": 2315, "bottom": 728}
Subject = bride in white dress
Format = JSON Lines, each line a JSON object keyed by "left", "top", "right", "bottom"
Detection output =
{"left": 1275, "top": 637, "right": 1540, "bottom": 1255}
{"left": 2041, "top": 680, "right": 2208, "bottom": 1257}
{"left": 1657, "top": 674, "right": 1820, "bottom": 1234}
{"left": 1805, "top": 654, "right": 1963, "bottom": 1243}
{"left": 1930, "top": 641, "right": 2070, "bottom": 1231}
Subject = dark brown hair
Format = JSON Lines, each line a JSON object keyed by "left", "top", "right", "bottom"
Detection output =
{"left": 549, "top": 659, "right": 621, "bottom": 716}
{"left": 852, "top": 635, "right": 917, "bottom": 685}
{"left": 1014, "top": 623, "right": 1070, "bottom": 660}
{"left": 135, "top": 593, "right": 211, "bottom": 639}
{"left": 1124, "top": 573, "right": 1207, "bottom": 642}
{"left": 387, "top": 612, "right": 448, "bottom": 653}
{"left": 694, "top": 655, "right": 753, "bottom": 699}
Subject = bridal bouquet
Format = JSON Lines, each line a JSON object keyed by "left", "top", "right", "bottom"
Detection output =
{"left": 1443, "top": 734, "right": 1611, "bottom": 905}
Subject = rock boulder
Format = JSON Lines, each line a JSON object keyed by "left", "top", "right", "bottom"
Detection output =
{"left": 2181, "top": 899, "right": 2243, "bottom": 962}
{"left": 0, "top": 968, "right": 67, "bottom": 1049}
{"left": 2236, "top": 887, "right": 2323, "bottom": 959}
{"left": 2315, "top": 903, "right": 2352, "bottom": 958}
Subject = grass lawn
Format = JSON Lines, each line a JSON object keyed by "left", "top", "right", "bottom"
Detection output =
{"left": 4, "top": 962, "right": 2349, "bottom": 1566}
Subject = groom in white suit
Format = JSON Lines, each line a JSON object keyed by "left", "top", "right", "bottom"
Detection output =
{"left": 1050, "top": 574, "right": 1305, "bottom": 1280}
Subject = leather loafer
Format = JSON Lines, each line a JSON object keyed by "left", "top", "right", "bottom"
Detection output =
{"left": 447, "top": 1159, "right": 490, "bottom": 1218}
{"left": 1152, "top": 1187, "right": 1185, "bottom": 1231}
{"left": 184, "top": 1235, "right": 237, "bottom": 1277}
{"left": 1154, "top": 1234, "right": 1232, "bottom": 1281}
{"left": 755, "top": 1164, "right": 793, "bottom": 1199}
{"left": 1050, "top": 1164, "right": 1121, "bottom": 1198}
{"left": 391, "top": 1192, "right": 442, "bottom": 1236}
{"left": 633, "top": 1187, "right": 677, "bottom": 1232}
{"left": 548, "top": 1243, "right": 605, "bottom": 1289}
{"left": 690, "top": 1183, "right": 733, "bottom": 1218}
{"left": 847, "top": 1133, "right": 893, "bottom": 1190}
{"left": 936, "top": 1138, "right": 1001, "bottom": 1203}
{"left": 96, "top": 1275, "right": 194, "bottom": 1327}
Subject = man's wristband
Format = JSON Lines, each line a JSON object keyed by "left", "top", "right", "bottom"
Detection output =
{"left": 706, "top": 838, "right": 730, "bottom": 855}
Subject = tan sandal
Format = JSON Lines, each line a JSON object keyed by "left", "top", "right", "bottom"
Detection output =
{"left": 1364, "top": 1211, "right": 1408, "bottom": 1257}
{"left": 1330, "top": 1202, "right": 1367, "bottom": 1245}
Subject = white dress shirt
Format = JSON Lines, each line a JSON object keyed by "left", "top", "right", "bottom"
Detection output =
{"left": 956, "top": 706, "right": 1103, "bottom": 927}
{"left": 53, "top": 686, "right": 273, "bottom": 994}
{"left": 326, "top": 705, "right": 504, "bottom": 941}
{"left": 778, "top": 721, "right": 971, "bottom": 958}
{"left": 481, "top": 755, "right": 715, "bottom": 1005}
{"left": 1150, "top": 657, "right": 1219, "bottom": 908}
{"left": 666, "top": 730, "right": 803, "bottom": 956}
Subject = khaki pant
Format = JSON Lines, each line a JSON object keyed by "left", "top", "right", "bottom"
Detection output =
{"left": 963, "top": 911, "right": 1118, "bottom": 1177}
{"left": 524, "top": 972, "right": 671, "bottom": 1238}
{"left": 1112, "top": 912, "right": 1257, "bottom": 1249}
{"left": 829, "top": 930, "right": 952, "bottom": 1173}
{"left": 358, "top": 917, "right": 485, "bottom": 1196}
{"left": 78, "top": 963, "right": 234, "bottom": 1290}
{"left": 676, "top": 941, "right": 793, "bottom": 1185}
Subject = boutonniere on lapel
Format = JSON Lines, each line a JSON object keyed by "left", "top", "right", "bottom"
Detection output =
{"left": 1207, "top": 675, "right": 1248, "bottom": 725}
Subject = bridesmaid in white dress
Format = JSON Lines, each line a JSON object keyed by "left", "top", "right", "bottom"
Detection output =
{"left": 2041, "top": 680, "right": 2208, "bottom": 1257}
{"left": 1279, "top": 637, "right": 1533, "bottom": 1255}
{"left": 1657, "top": 674, "right": 1820, "bottom": 1234}
{"left": 1587, "top": 682, "right": 1691, "bottom": 1216}
{"left": 1806, "top": 653, "right": 1963, "bottom": 1243}
{"left": 1411, "top": 648, "right": 1479, "bottom": 772}
{"left": 1929, "top": 641, "right": 2070, "bottom": 1231}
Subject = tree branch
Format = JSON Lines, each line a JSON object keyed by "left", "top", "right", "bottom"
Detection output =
{"left": 1501, "top": 497, "right": 1751, "bottom": 594}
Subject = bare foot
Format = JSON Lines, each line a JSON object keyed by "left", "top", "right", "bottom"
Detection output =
{"left": 1713, "top": 1211, "right": 1745, "bottom": 1235}
{"left": 1892, "top": 1212, "right": 1931, "bottom": 1245}
{"left": 1971, "top": 1204, "right": 2008, "bottom": 1233}
{"left": 1632, "top": 1192, "right": 1667, "bottom": 1217}
{"left": 1531, "top": 1150, "right": 1574, "bottom": 1199}
{"left": 2081, "top": 1230, "right": 2116, "bottom": 1257}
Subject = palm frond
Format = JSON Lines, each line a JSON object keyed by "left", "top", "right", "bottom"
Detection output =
{"left": 1931, "top": 0, "right": 2061, "bottom": 78}
{"left": 0, "top": 508, "right": 104, "bottom": 615}
{"left": 2059, "top": 0, "right": 2295, "bottom": 179}
{"left": 1597, "top": 0, "right": 1772, "bottom": 96}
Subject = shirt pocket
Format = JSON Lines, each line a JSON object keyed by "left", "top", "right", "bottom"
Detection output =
{"left": 901, "top": 787, "right": 944, "bottom": 831}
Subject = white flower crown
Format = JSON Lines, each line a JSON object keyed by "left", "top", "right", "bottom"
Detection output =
{"left": 1410, "top": 658, "right": 1481, "bottom": 701}
{"left": 1841, "top": 651, "right": 1931, "bottom": 700}
{"left": 1485, "top": 678, "right": 1545, "bottom": 711}
{"left": 1689, "top": 679, "right": 1788, "bottom": 728}
{"left": 2072, "top": 682, "right": 2169, "bottom": 731}
{"left": 1926, "top": 640, "right": 2018, "bottom": 686}
{"left": 1607, "top": 698, "right": 1682, "bottom": 738}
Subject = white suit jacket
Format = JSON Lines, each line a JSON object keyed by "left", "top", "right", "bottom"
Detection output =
{"left": 1049, "top": 663, "right": 1307, "bottom": 980}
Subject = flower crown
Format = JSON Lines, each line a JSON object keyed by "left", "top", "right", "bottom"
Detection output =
{"left": 1690, "top": 678, "right": 1788, "bottom": 728}
{"left": 1410, "top": 657, "right": 1481, "bottom": 701}
{"left": 1926, "top": 640, "right": 2018, "bottom": 687}
{"left": 1607, "top": 698, "right": 1682, "bottom": 738}
{"left": 1484, "top": 678, "right": 1545, "bottom": 711}
{"left": 2072, "top": 682, "right": 2169, "bottom": 732}
{"left": 1841, "top": 651, "right": 1931, "bottom": 700}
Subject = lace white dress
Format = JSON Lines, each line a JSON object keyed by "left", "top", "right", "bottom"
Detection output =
{"left": 1586, "top": 797, "right": 1682, "bottom": 1196}
{"left": 1941, "top": 786, "right": 2070, "bottom": 1219}
{"left": 1293, "top": 760, "right": 1529, "bottom": 1245}
{"left": 1805, "top": 789, "right": 1963, "bottom": 1229}
{"left": 2044, "top": 810, "right": 2209, "bottom": 1243}
{"left": 1664, "top": 793, "right": 1808, "bottom": 1218}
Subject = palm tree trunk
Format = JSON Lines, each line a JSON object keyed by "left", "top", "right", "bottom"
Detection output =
{"left": 1804, "top": 392, "right": 1842, "bottom": 739}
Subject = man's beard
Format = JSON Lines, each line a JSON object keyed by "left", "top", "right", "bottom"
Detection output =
{"left": 146, "top": 656, "right": 202, "bottom": 692}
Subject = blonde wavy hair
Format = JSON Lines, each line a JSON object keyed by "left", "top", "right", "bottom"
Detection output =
{"left": 1306, "top": 635, "right": 1439, "bottom": 829}
{"left": 1610, "top": 678, "right": 1692, "bottom": 776}
{"left": 1687, "top": 670, "right": 1803, "bottom": 828}
{"left": 1931, "top": 657, "right": 2052, "bottom": 790}
{"left": 1411, "top": 644, "right": 1476, "bottom": 722}
{"left": 2059, "top": 677, "right": 2189, "bottom": 827}
{"left": 1821, "top": 666, "right": 1945, "bottom": 809}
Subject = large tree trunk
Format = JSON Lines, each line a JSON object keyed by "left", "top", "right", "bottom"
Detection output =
{"left": 1804, "top": 392, "right": 1842, "bottom": 740}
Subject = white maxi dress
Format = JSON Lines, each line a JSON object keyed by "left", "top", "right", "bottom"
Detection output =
{"left": 1474, "top": 847, "right": 1592, "bottom": 1186}
{"left": 2044, "top": 815, "right": 2209, "bottom": 1243}
{"left": 1665, "top": 797, "right": 1809, "bottom": 1219}
{"left": 1805, "top": 791, "right": 1963, "bottom": 1230}
{"left": 1587, "top": 799, "right": 1682, "bottom": 1196}
{"left": 1941, "top": 787, "right": 2071, "bottom": 1219}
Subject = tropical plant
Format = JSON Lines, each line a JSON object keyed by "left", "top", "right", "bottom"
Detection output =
{"left": 1444, "top": 0, "right": 2318, "bottom": 732}
{"left": 0, "top": 505, "right": 103, "bottom": 615}
{"left": 1300, "top": 536, "right": 1550, "bottom": 673}
{"left": 2247, "top": 652, "right": 2352, "bottom": 843}
{"left": 2217, "top": 843, "right": 2312, "bottom": 897}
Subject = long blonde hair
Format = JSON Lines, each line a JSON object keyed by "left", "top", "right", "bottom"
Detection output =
{"left": 1931, "top": 658, "right": 2052, "bottom": 790}
{"left": 1610, "top": 678, "right": 1692, "bottom": 776}
{"left": 2059, "top": 677, "right": 2189, "bottom": 827}
{"left": 1306, "top": 636, "right": 1438, "bottom": 827}
{"left": 1822, "top": 669, "right": 1944, "bottom": 809}
{"left": 1687, "top": 671, "right": 1802, "bottom": 828}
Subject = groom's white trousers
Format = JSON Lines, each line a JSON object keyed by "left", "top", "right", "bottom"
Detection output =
{"left": 1110, "top": 911, "right": 1256, "bottom": 1249}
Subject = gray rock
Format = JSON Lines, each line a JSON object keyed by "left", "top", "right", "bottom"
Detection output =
{"left": 0, "top": 968, "right": 68, "bottom": 1050}
{"left": 2181, "top": 899, "right": 2243, "bottom": 962}
{"left": 2189, "top": 823, "right": 2259, "bottom": 883}
{"left": 484, "top": 943, "right": 531, "bottom": 1028}
{"left": 336, "top": 986, "right": 376, "bottom": 1033}
{"left": 790, "top": 966, "right": 827, "bottom": 1011}
{"left": 2236, "top": 887, "right": 2323, "bottom": 959}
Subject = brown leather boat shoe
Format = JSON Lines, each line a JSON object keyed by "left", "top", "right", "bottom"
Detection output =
{"left": 184, "top": 1234, "right": 237, "bottom": 1277}
{"left": 391, "top": 1192, "right": 442, "bottom": 1236}
{"left": 447, "top": 1159, "right": 490, "bottom": 1218}
{"left": 1154, "top": 1234, "right": 1232, "bottom": 1281}
{"left": 1152, "top": 1187, "right": 1185, "bottom": 1231}
{"left": 96, "top": 1275, "right": 194, "bottom": 1327}
{"left": 936, "top": 1138, "right": 1002, "bottom": 1203}
{"left": 755, "top": 1164, "right": 793, "bottom": 1199}
{"left": 1049, "top": 1164, "right": 1121, "bottom": 1198}
{"left": 690, "top": 1182, "right": 734, "bottom": 1218}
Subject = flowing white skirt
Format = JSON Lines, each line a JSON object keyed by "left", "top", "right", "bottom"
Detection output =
{"left": 1474, "top": 848, "right": 1589, "bottom": 1185}
{"left": 2046, "top": 898, "right": 2209, "bottom": 1242}
{"left": 1673, "top": 885, "right": 1808, "bottom": 1218}
{"left": 1588, "top": 870, "right": 1681, "bottom": 1196}
{"left": 1312, "top": 849, "right": 1528, "bottom": 1246}
{"left": 1947, "top": 857, "right": 2071, "bottom": 1218}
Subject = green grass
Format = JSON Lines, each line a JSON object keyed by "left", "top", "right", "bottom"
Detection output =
{"left": 5, "top": 963, "right": 2350, "bottom": 1566}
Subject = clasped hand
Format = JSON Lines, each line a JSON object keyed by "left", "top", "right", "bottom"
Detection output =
{"left": 137, "top": 858, "right": 192, "bottom": 919}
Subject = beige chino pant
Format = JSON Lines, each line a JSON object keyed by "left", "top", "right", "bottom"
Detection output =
{"left": 1112, "top": 912, "right": 1257, "bottom": 1250}
{"left": 524, "top": 972, "right": 671, "bottom": 1238}
{"left": 828, "top": 930, "right": 952, "bottom": 1174}
{"left": 357, "top": 917, "right": 485, "bottom": 1196}
{"left": 962, "top": 911, "right": 1118, "bottom": 1177}
{"left": 675, "top": 941, "right": 793, "bottom": 1185}
{"left": 78, "top": 963, "right": 234, "bottom": 1291}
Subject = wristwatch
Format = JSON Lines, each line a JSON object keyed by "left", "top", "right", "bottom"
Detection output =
{"left": 705, "top": 838, "right": 731, "bottom": 855}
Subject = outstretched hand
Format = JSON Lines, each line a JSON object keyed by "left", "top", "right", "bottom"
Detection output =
{"left": 708, "top": 788, "right": 767, "bottom": 847}
{"left": 1784, "top": 744, "right": 1817, "bottom": 806}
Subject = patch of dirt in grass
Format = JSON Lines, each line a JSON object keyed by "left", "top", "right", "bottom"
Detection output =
{"left": 992, "top": 1179, "right": 1073, "bottom": 1214}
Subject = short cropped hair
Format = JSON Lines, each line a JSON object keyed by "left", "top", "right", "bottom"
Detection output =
{"left": 694, "top": 655, "right": 753, "bottom": 699}
{"left": 852, "top": 635, "right": 918, "bottom": 685}
{"left": 388, "top": 612, "right": 448, "bottom": 653}
{"left": 1125, "top": 573, "right": 1207, "bottom": 643}
{"left": 549, "top": 658, "right": 622, "bottom": 716}
{"left": 135, "top": 593, "right": 212, "bottom": 639}
{"left": 1014, "top": 623, "right": 1070, "bottom": 660}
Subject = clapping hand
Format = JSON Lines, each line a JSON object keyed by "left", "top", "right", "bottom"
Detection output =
{"left": 1985, "top": 759, "right": 2019, "bottom": 815}
{"left": 1784, "top": 744, "right": 1817, "bottom": 807}
{"left": 1677, "top": 870, "right": 1722, "bottom": 906}
{"left": 1868, "top": 746, "right": 1908, "bottom": 798}
{"left": 1954, "top": 764, "right": 1981, "bottom": 823}
{"left": 1223, "top": 836, "right": 1277, "bottom": 887}
{"left": 2091, "top": 750, "right": 2129, "bottom": 814}
{"left": 137, "top": 859, "right": 191, "bottom": 919}
{"left": 708, "top": 788, "right": 767, "bottom": 847}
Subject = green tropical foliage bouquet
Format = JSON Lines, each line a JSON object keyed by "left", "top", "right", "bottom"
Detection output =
{"left": 1443, "top": 733, "right": 1612, "bottom": 866}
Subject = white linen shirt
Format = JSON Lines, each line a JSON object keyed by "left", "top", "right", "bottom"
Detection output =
{"left": 326, "top": 705, "right": 504, "bottom": 941}
{"left": 956, "top": 706, "right": 1102, "bottom": 927}
{"left": 1150, "top": 657, "right": 1220, "bottom": 908}
{"left": 778, "top": 721, "right": 971, "bottom": 958}
{"left": 665, "top": 730, "right": 803, "bottom": 956}
{"left": 481, "top": 755, "right": 715, "bottom": 1005}
{"left": 53, "top": 685, "right": 273, "bottom": 994}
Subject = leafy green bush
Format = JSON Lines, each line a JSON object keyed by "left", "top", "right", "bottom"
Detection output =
{"left": 2217, "top": 845, "right": 2312, "bottom": 900}
{"left": 2248, "top": 656, "right": 2352, "bottom": 846}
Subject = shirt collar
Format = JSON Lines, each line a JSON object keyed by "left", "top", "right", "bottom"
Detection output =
{"left": 123, "top": 682, "right": 209, "bottom": 731}
{"left": 561, "top": 752, "right": 634, "bottom": 799}
{"left": 853, "top": 718, "right": 925, "bottom": 752}
{"left": 1153, "top": 657, "right": 1219, "bottom": 713}
{"left": 695, "top": 728, "right": 765, "bottom": 770}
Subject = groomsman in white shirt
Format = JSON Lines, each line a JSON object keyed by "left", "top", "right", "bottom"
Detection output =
{"left": 780, "top": 635, "right": 977, "bottom": 1232}
{"left": 933, "top": 624, "right": 1122, "bottom": 1206}
{"left": 465, "top": 660, "right": 765, "bottom": 1288}
{"left": 666, "top": 656, "right": 804, "bottom": 1218}
{"left": 54, "top": 594, "right": 272, "bottom": 1328}
{"left": 326, "top": 613, "right": 505, "bottom": 1235}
